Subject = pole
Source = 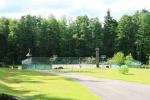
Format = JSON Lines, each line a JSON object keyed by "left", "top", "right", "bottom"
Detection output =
{"left": 95, "top": 48, "right": 99, "bottom": 68}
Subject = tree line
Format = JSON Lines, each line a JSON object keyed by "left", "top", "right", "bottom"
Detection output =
{"left": 0, "top": 9, "right": 149, "bottom": 65}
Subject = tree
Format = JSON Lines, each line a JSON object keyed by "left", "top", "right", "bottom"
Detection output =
{"left": 47, "top": 15, "right": 61, "bottom": 56}
{"left": 0, "top": 17, "right": 10, "bottom": 38}
{"left": 89, "top": 17, "right": 103, "bottom": 55}
{"left": 67, "top": 20, "right": 77, "bottom": 56}
{"left": 148, "top": 56, "right": 150, "bottom": 65}
{"left": 73, "top": 15, "right": 92, "bottom": 56}
{"left": 7, "top": 19, "right": 19, "bottom": 64}
{"left": 117, "top": 15, "right": 136, "bottom": 55}
{"left": 103, "top": 10, "right": 118, "bottom": 57}
{"left": 15, "top": 15, "right": 39, "bottom": 61}
{"left": 59, "top": 16, "right": 70, "bottom": 56}
{"left": 0, "top": 34, "right": 7, "bottom": 62}
{"left": 0, "top": 10, "right": 150, "bottom": 65}
{"left": 135, "top": 10, "right": 150, "bottom": 63}
{"left": 0, "top": 17, "right": 10, "bottom": 62}
{"left": 34, "top": 17, "right": 50, "bottom": 57}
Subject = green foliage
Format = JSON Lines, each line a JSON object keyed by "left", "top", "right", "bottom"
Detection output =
{"left": 149, "top": 56, "right": 150, "bottom": 65}
{"left": 117, "top": 15, "right": 136, "bottom": 55}
{"left": 57, "top": 68, "right": 150, "bottom": 84}
{"left": 103, "top": 10, "right": 118, "bottom": 57}
{"left": 145, "top": 65, "right": 150, "bottom": 69}
{"left": 109, "top": 52, "right": 125, "bottom": 66}
{"left": 119, "top": 67, "right": 129, "bottom": 74}
{"left": 0, "top": 34, "right": 7, "bottom": 61}
{"left": 82, "top": 57, "right": 96, "bottom": 64}
{"left": 89, "top": 17, "right": 103, "bottom": 50}
{"left": 0, "top": 68, "right": 100, "bottom": 100}
{"left": 109, "top": 52, "right": 141, "bottom": 68}
{"left": 0, "top": 9, "right": 150, "bottom": 65}
{"left": 73, "top": 15, "right": 92, "bottom": 56}
{"left": 134, "top": 10, "right": 150, "bottom": 63}
{"left": 0, "top": 17, "right": 10, "bottom": 62}
{"left": 125, "top": 53, "right": 134, "bottom": 65}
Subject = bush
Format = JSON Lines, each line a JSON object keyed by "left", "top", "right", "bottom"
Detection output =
{"left": 145, "top": 65, "right": 150, "bottom": 69}
{"left": 82, "top": 57, "right": 95, "bottom": 64}
{"left": 149, "top": 56, "right": 150, "bottom": 65}
{"left": 140, "top": 64, "right": 150, "bottom": 69}
{"left": 119, "top": 67, "right": 129, "bottom": 74}
{"left": 108, "top": 52, "right": 125, "bottom": 66}
{"left": 54, "top": 66, "right": 63, "bottom": 69}
{"left": 125, "top": 53, "right": 133, "bottom": 65}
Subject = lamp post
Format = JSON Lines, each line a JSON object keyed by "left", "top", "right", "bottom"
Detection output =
{"left": 95, "top": 48, "right": 99, "bottom": 68}
{"left": 26, "top": 48, "right": 32, "bottom": 58}
{"left": 26, "top": 49, "right": 32, "bottom": 63}
{"left": 26, "top": 49, "right": 32, "bottom": 69}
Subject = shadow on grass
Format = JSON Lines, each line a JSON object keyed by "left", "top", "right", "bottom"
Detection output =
{"left": 2, "top": 69, "right": 61, "bottom": 83}
{"left": 0, "top": 83, "right": 30, "bottom": 97}
{"left": 0, "top": 68, "right": 80, "bottom": 100}
{"left": 124, "top": 73, "right": 135, "bottom": 75}
{"left": 71, "top": 77, "right": 104, "bottom": 82}
{"left": 1, "top": 69, "right": 76, "bottom": 84}
{"left": 23, "top": 94, "right": 74, "bottom": 100}
{"left": 0, "top": 83, "right": 75, "bottom": 100}
{"left": 9, "top": 70, "right": 58, "bottom": 76}
{"left": 53, "top": 69, "right": 100, "bottom": 73}
{"left": 6, "top": 79, "right": 44, "bottom": 84}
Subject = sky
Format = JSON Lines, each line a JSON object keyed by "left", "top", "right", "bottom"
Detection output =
{"left": 0, "top": 0, "right": 149, "bottom": 21}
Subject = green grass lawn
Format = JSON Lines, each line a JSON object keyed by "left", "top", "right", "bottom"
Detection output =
{"left": 56, "top": 68, "right": 150, "bottom": 84}
{"left": 0, "top": 68, "right": 100, "bottom": 100}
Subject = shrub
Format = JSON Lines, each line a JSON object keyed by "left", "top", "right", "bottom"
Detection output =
{"left": 149, "top": 56, "right": 150, "bottom": 65}
{"left": 142, "top": 65, "right": 150, "bottom": 69}
{"left": 119, "top": 67, "right": 129, "bottom": 74}
{"left": 109, "top": 52, "right": 125, "bottom": 66}
{"left": 83, "top": 57, "right": 96, "bottom": 64}
{"left": 125, "top": 53, "right": 133, "bottom": 65}
{"left": 54, "top": 67, "right": 63, "bottom": 69}
{"left": 145, "top": 65, "right": 150, "bottom": 69}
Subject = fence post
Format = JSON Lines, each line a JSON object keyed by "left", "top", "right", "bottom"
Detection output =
{"left": 79, "top": 57, "right": 81, "bottom": 68}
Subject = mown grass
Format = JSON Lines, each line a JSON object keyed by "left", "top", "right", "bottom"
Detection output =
{"left": 0, "top": 68, "right": 100, "bottom": 100}
{"left": 56, "top": 68, "right": 150, "bottom": 84}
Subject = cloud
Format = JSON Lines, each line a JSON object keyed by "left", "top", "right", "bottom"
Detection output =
{"left": 0, "top": 0, "right": 149, "bottom": 21}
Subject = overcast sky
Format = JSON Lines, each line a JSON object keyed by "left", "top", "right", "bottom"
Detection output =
{"left": 0, "top": 0, "right": 149, "bottom": 21}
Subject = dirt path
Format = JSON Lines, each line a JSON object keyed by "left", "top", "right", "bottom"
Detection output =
{"left": 44, "top": 71, "right": 150, "bottom": 100}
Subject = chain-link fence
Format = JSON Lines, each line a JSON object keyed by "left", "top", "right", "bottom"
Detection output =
{"left": 52, "top": 57, "right": 96, "bottom": 69}
{"left": 22, "top": 57, "right": 97, "bottom": 70}
{"left": 22, "top": 57, "right": 52, "bottom": 70}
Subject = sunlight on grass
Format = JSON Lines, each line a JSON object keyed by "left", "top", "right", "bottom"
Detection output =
{"left": 56, "top": 68, "right": 150, "bottom": 84}
{"left": 0, "top": 68, "right": 100, "bottom": 100}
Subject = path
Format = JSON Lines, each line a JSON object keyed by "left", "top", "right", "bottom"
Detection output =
{"left": 43, "top": 71, "right": 150, "bottom": 100}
